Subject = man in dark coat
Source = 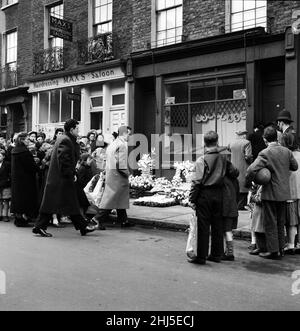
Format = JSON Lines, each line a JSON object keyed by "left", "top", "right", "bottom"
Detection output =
{"left": 277, "top": 110, "right": 299, "bottom": 151}
{"left": 246, "top": 126, "right": 298, "bottom": 260}
{"left": 11, "top": 133, "right": 39, "bottom": 227}
{"left": 33, "top": 119, "right": 96, "bottom": 237}
{"left": 248, "top": 123, "right": 266, "bottom": 161}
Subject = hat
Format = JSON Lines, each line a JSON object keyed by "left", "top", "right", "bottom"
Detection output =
{"left": 276, "top": 110, "right": 294, "bottom": 123}
{"left": 28, "top": 131, "right": 38, "bottom": 137}
{"left": 235, "top": 130, "right": 248, "bottom": 136}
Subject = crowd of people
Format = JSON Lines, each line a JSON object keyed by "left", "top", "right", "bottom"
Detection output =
{"left": 0, "top": 119, "right": 133, "bottom": 237}
{"left": 189, "top": 110, "right": 300, "bottom": 263}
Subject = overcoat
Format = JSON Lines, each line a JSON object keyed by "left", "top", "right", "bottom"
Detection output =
{"left": 246, "top": 143, "right": 298, "bottom": 202}
{"left": 40, "top": 133, "right": 81, "bottom": 215}
{"left": 99, "top": 137, "right": 129, "bottom": 210}
{"left": 11, "top": 144, "right": 39, "bottom": 215}
{"left": 229, "top": 137, "right": 253, "bottom": 193}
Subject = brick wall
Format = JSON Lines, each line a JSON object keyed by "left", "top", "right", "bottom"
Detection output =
{"left": 268, "top": 0, "right": 300, "bottom": 33}
{"left": 132, "top": 0, "right": 151, "bottom": 51}
{"left": 183, "top": 0, "right": 225, "bottom": 41}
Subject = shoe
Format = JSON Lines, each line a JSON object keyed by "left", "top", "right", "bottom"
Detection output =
{"left": 248, "top": 244, "right": 257, "bottom": 251}
{"left": 259, "top": 252, "right": 282, "bottom": 260}
{"left": 2, "top": 216, "right": 9, "bottom": 222}
{"left": 98, "top": 222, "right": 106, "bottom": 231}
{"left": 80, "top": 225, "right": 96, "bottom": 236}
{"left": 0, "top": 216, "right": 2, "bottom": 222}
{"left": 14, "top": 217, "right": 29, "bottom": 228}
{"left": 221, "top": 254, "right": 235, "bottom": 261}
{"left": 32, "top": 227, "right": 53, "bottom": 237}
{"left": 121, "top": 221, "right": 135, "bottom": 228}
{"left": 207, "top": 255, "right": 222, "bottom": 263}
{"left": 295, "top": 246, "right": 300, "bottom": 255}
{"left": 187, "top": 258, "right": 206, "bottom": 265}
{"left": 284, "top": 248, "right": 295, "bottom": 255}
{"left": 249, "top": 248, "right": 260, "bottom": 256}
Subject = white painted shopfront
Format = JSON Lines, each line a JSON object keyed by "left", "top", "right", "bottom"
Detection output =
{"left": 28, "top": 67, "right": 128, "bottom": 141}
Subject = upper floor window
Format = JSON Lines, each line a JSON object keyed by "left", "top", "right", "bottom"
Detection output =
{"left": 156, "top": 0, "right": 182, "bottom": 47}
{"left": 1, "top": 0, "right": 18, "bottom": 8}
{"left": 6, "top": 30, "right": 17, "bottom": 68}
{"left": 231, "top": 0, "right": 267, "bottom": 32}
{"left": 49, "top": 2, "right": 64, "bottom": 48}
{"left": 93, "top": 0, "right": 112, "bottom": 35}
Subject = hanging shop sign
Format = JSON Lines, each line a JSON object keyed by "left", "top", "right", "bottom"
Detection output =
{"left": 50, "top": 16, "right": 73, "bottom": 42}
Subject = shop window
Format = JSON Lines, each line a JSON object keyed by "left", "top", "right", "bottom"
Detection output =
{"left": 61, "top": 88, "right": 72, "bottom": 122}
{"left": 156, "top": 0, "right": 182, "bottom": 47}
{"left": 93, "top": 0, "right": 113, "bottom": 35}
{"left": 164, "top": 75, "right": 247, "bottom": 150}
{"left": 230, "top": 0, "right": 267, "bottom": 32}
{"left": 112, "top": 94, "right": 125, "bottom": 105}
{"left": 39, "top": 92, "right": 49, "bottom": 124}
{"left": 38, "top": 87, "right": 81, "bottom": 125}
{"left": 50, "top": 90, "right": 60, "bottom": 123}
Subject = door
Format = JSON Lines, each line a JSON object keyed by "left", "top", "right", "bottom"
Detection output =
{"left": 110, "top": 110, "right": 126, "bottom": 133}
{"left": 262, "top": 80, "right": 285, "bottom": 125}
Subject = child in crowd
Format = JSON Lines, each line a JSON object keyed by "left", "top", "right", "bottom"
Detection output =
{"left": 249, "top": 185, "right": 267, "bottom": 255}
{"left": 0, "top": 150, "right": 11, "bottom": 222}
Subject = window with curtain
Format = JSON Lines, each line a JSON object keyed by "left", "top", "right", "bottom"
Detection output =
{"left": 156, "top": 0, "right": 182, "bottom": 47}
{"left": 93, "top": 0, "right": 113, "bottom": 35}
{"left": 231, "top": 0, "right": 267, "bottom": 32}
{"left": 6, "top": 30, "right": 17, "bottom": 69}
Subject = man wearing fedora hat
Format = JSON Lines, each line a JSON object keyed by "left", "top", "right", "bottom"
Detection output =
{"left": 277, "top": 110, "right": 298, "bottom": 151}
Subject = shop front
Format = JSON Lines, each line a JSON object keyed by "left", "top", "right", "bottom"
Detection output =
{"left": 28, "top": 66, "right": 129, "bottom": 141}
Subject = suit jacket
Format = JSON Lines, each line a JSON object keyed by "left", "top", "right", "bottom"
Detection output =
{"left": 246, "top": 143, "right": 298, "bottom": 201}
{"left": 99, "top": 137, "right": 129, "bottom": 210}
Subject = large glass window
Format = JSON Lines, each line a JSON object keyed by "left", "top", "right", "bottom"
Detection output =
{"left": 38, "top": 88, "right": 81, "bottom": 124}
{"left": 231, "top": 0, "right": 267, "bottom": 32}
{"left": 156, "top": 0, "right": 182, "bottom": 47}
{"left": 164, "top": 75, "right": 247, "bottom": 149}
{"left": 94, "top": 0, "right": 113, "bottom": 35}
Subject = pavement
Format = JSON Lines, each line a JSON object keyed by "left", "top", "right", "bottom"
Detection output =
{"left": 120, "top": 200, "right": 252, "bottom": 240}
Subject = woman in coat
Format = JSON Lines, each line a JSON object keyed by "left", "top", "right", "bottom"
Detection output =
{"left": 11, "top": 132, "right": 39, "bottom": 227}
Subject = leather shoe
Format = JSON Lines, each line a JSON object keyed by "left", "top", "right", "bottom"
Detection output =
{"left": 259, "top": 252, "right": 281, "bottom": 260}
{"left": 121, "top": 221, "right": 135, "bottom": 228}
{"left": 80, "top": 225, "right": 96, "bottom": 236}
{"left": 249, "top": 248, "right": 260, "bottom": 256}
{"left": 284, "top": 248, "right": 295, "bottom": 255}
{"left": 221, "top": 254, "right": 235, "bottom": 261}
{"left": 32, "top": 227, "right": 53, "bottom": 237}
{"left": 207, "top": 255, "right": 222, "bottom": 263}
{"left": 187, "top": 258, "right": 206, "bottom": 265}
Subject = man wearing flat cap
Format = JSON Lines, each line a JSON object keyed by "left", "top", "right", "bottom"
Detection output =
{"left": 229, "top": 130, "right": 253, "bottom": 210}
{"left": 277, "top": 110, "right": 298, "bottom": 151}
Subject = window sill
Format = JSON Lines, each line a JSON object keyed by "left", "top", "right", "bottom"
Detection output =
{"left": 1, "top": 2, "right": 18, "bottom": 11}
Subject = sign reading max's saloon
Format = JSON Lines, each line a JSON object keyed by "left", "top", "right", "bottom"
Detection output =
{"left": 50, "top": 16, "right": 73, "bottom": 42}
{"left": 28, "top": 67, "right": 125, "bottom": 93}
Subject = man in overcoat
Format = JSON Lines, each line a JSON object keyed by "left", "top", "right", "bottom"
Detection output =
{"left": 94, "top": 126, "right": 133, "bottom": 227}
{"left": 33, "top": 119, "right": 96, "bottom": 237}
{"left": 277, "top": 110, "right": 298, "bottom": 151}
{"left": 229, "top": 130, "right": 253, "bottom": 210}
{"left": 246, "top": 126, "right": 298, "bottom": 259}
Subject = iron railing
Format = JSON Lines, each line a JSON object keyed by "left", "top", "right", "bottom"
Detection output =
{"left": 0, "top": 65, "right": 18, "bottom": 89}
{"left": 33, "top": 47, "right": 64, "bottom": 75}
{"left": 78, "top": 32, "right": 114, "bottom": 65}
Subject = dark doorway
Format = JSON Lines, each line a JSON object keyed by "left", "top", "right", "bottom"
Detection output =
{"left": 90, "top": 112, "right": 103, "bottom": 131}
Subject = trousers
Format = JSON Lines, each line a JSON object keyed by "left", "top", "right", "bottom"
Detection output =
{"left": 35, "top": 213, "right": 88, "bottom": 231}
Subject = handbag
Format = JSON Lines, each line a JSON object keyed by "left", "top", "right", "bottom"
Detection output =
{"left": 186, "top": 211, "right": 198, "bottom": 261}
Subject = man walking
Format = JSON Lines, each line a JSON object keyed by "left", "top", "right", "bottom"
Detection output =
{"left": 93, "top": 126, "right": 134, "bottom": 227}
{"left": 189, "top": 131, "right": 238, "bottom": 265}
{"left": 33, "top": 119, "right": 96, "bottom": 237}
{"left": 246, "top": 126, "right": 298, "bottom": 259}
{"left": 277, "top": 110, "right": 298, "bottom": 151}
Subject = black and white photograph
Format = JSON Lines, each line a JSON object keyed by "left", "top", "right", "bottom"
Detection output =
{"left": 0, "top": 0, "right": 300, "bottom": 316}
